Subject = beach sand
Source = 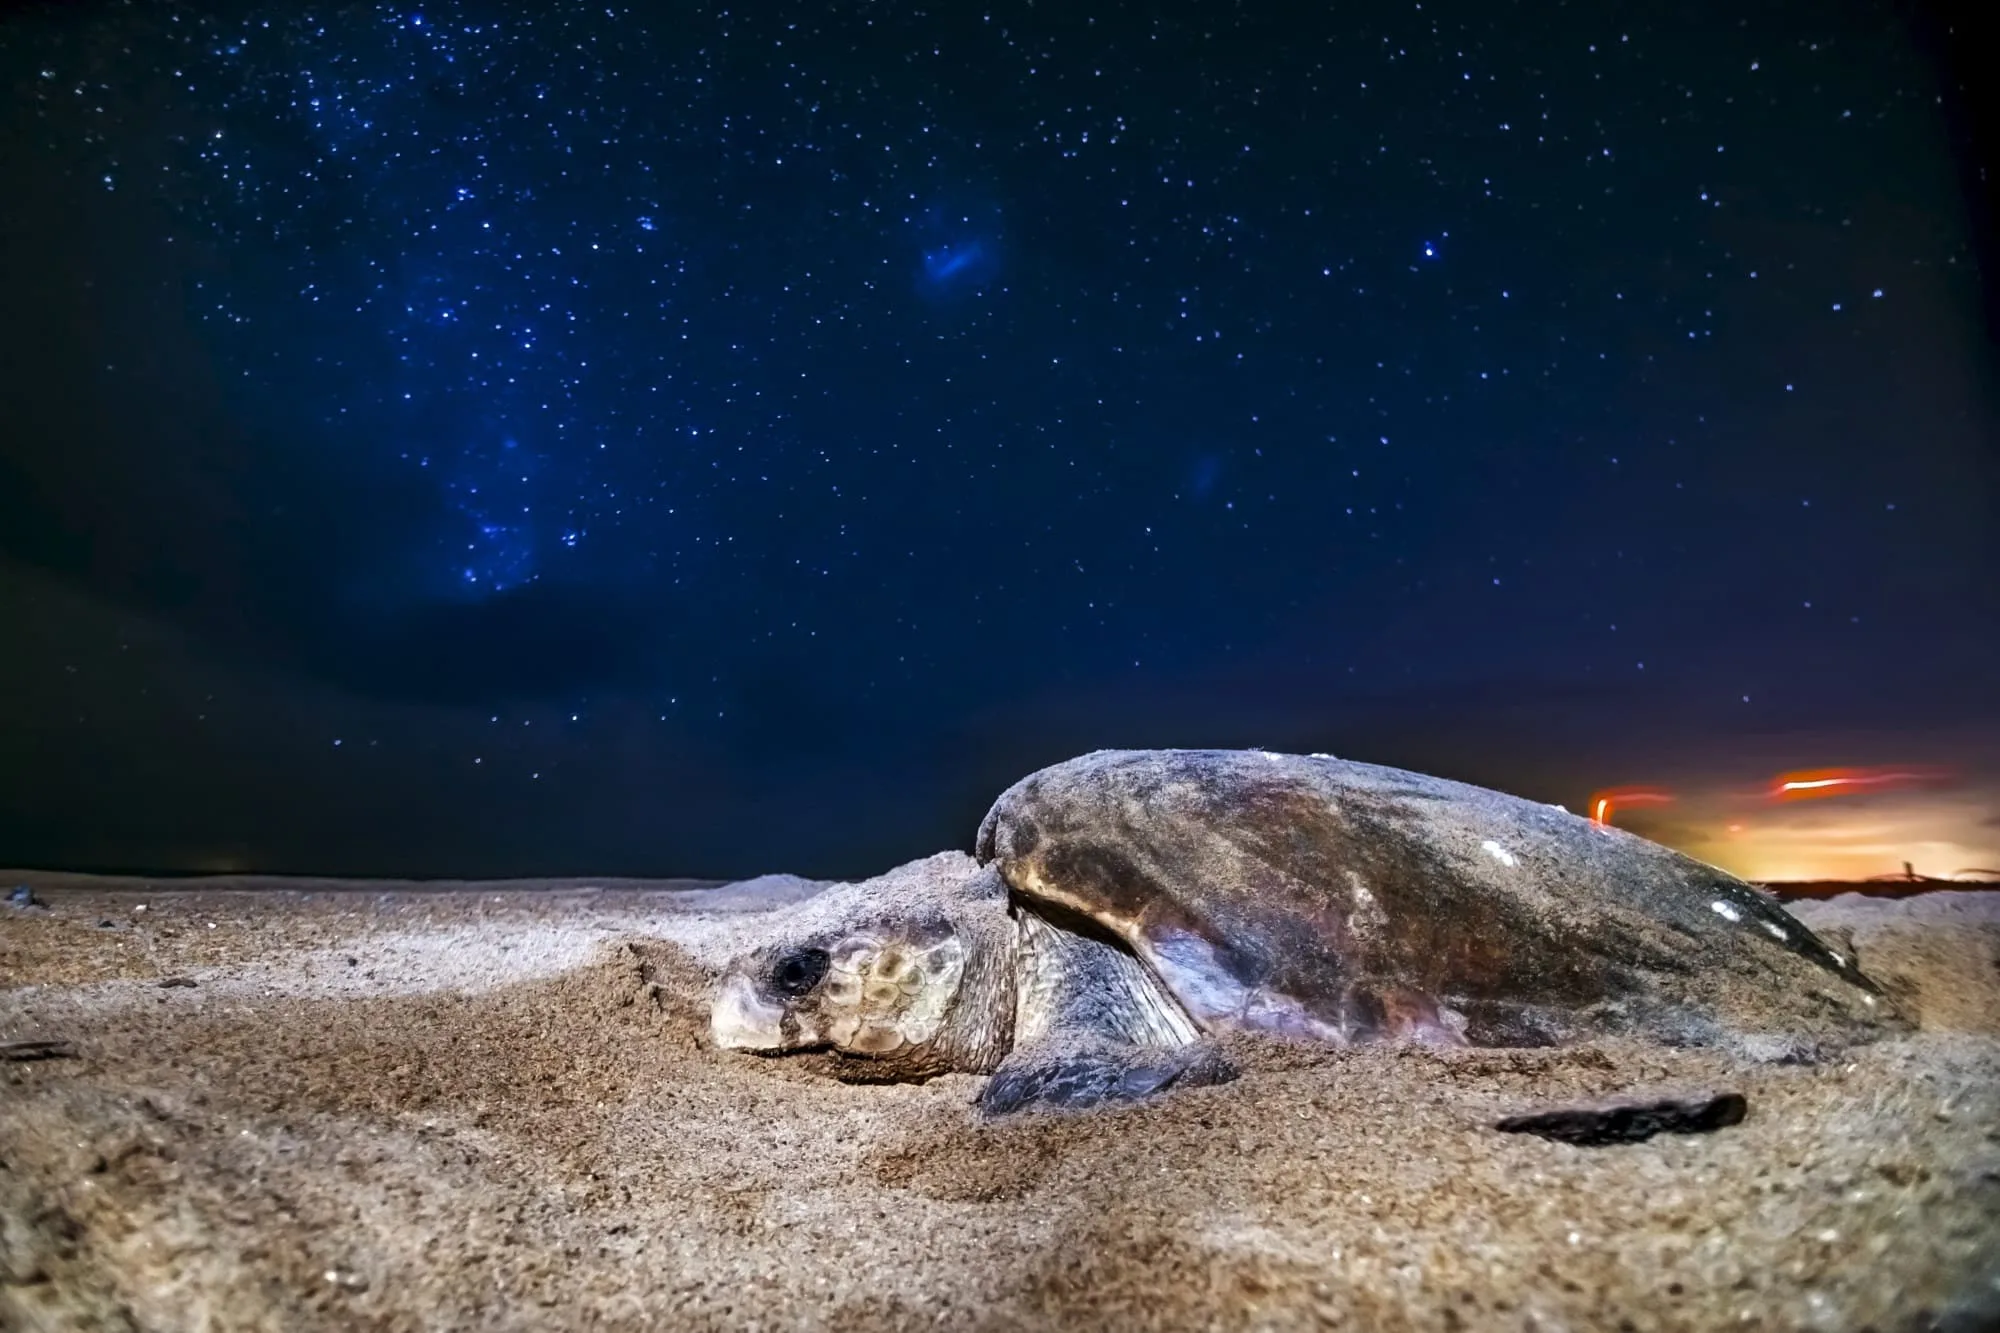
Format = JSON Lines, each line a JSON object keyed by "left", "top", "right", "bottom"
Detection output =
{"left": 2, "top": 872, "right": 1996, "bottom": 1331}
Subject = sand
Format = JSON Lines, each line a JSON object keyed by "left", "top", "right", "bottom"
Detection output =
{"left": 2, "top": 872, "right": 1996, "bottom": 1332}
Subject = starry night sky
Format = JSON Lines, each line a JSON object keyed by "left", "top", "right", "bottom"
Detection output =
{"left": 2, "top": 0, "right": 1995, "bottom": 879}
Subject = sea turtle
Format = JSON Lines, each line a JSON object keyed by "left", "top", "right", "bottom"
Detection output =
{"left": 709, "top": 749, "right": 1899, "bottom": 1114}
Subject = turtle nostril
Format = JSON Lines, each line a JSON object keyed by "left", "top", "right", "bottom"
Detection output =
{"left": 772, "top": 947, "right": 830, "bottom": 998}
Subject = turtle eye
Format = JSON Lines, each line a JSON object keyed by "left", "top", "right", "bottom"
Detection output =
{"left": 771, "top": 947, "right": 829, "bottom": 998}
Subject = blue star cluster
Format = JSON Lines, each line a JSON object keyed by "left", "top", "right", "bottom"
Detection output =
{"left": 0, "top": 0, "right": 1992, "bottom": 874}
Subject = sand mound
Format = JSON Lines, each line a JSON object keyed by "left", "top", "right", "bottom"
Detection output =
{"left": 3, "top": 881, "right": 1997, "bottom": 1330}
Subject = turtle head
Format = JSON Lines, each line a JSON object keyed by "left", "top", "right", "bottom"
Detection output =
{"left": 711, "top": 920, "right": 976, "bottom": 1067}
{"left": 708, "top": 854, "right": 1017, "bottom": 1077}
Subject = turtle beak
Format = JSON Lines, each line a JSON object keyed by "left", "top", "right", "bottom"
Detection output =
{"left": 711, "top": 973, "right": 787, "bottom": 1050}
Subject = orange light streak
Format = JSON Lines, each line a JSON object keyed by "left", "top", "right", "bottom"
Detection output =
{"left": 1768, "top": 766, "right": 1955, "bottom": 802}
{"left": 1588, "top": 786, "right": 1676, "bottom": 826}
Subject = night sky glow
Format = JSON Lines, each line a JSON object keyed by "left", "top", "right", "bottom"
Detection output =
{"left": 1, "top": 0, "right": 1994, "bottom": 879}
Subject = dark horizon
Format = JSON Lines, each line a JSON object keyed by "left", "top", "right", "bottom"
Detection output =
{"left": 3, "top": 0, "right": 1995, "bottom": 881}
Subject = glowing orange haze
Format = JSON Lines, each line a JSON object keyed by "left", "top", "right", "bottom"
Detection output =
{"left": 1596, "top": 767, "right": 1999, "bottom": 884}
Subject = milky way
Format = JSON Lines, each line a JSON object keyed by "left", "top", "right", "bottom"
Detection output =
{"left": 1, "top": 0, "right": 1992, "bottom": 874}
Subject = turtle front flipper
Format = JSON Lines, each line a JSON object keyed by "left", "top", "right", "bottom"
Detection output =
{"left": 979, "top": 900, "right": 1229, "bottom": 1115}
{"left": 979, "top": 1037, "right": 1235, "bottom": 1116}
